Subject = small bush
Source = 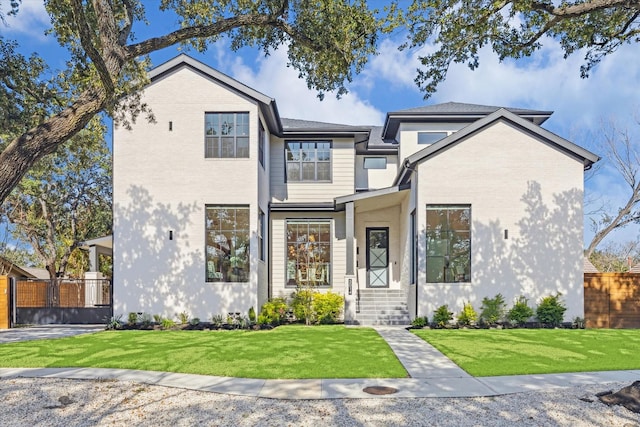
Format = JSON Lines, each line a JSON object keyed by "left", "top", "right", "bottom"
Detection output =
{"left": 211, "top": 314, "right": 224, "bottom": 328}
{"left": 177, "top": 311, "right": 190, "bottom": 325}
{"left": 259, "top": 297, "right": 288, "bottom": 325}
{"left": 161, "top": 318, "right": 176, "bottom": 330}
{"left": 189, "top": 317, "right": 200, "bottom": 326}
{"left": 480, "top": 293, "right": 506, "bottom": 325}
{"left": 139, "top": 313, "right": 153, "bottom": 328}
{"left": 105, "top": 314, "right": 123, "bottom": 330}
{"left": 412, "top": 316, "right": 429, "bottom": 328}
{"left": 433, "top": 305, "right": 453, "bottom": 327}
{"left": 290, "top": 289, "right": 315, "bottom": 325}
{"left": 457, "top": 301, "right": 478, "bottom": 326}
{"left": 248, "top": 306, "right": 256, "bottom": 323}
{"left": 127, "top": 312, "right": 138, "bottom": 326}
{"left": 313, "top": 291, "right": 344, "bottom": 324}
{"left": 536, "top": 293, "right": 567, "bottom": 327}
{"left": 153, "top": 314, "right": 163, "bottom": 324}
{"left": 507, "top": 296, "right": 534, "bottom": 325}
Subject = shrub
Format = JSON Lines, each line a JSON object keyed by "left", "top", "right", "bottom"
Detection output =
{"left": 290, "top": 289, "right": 315, "bottom": 325}
{"left": 139, "top": 313, "right": 153, "bottom": 328}
{"left": 507, "top": 296, "right": 534, "bottom": 325}
{"left": 210, "top": 314, "right": 224, "bottom": 328}
{"left": 259, "top": 297, "right": 288, "bottom": 325}
{"left": 457, "top": 301, "right": 478, "bottom": 326}
{"left": 411, "top": 316, "right": 429, "bottom": 328}
{"left": 153, "top": 314, "right": 163, "bottom": 324}
{"left": 536, "top": 293, "right": 567, "bottom": 326}
{"left": 433, "top": 305, "right": 453, "bottom": 327}
{"left": 177, "top": 311, "right": 190, "bottom": 325}
{"left": 105, "top": 314, "right": 123, "bottom": 330}
{"left": 189, "top": 317, "right": 200, "bottom": 326}
{"left": 161, "top": 318, "right": 176, "bottom": 330}
{"left": 127, "top": 312, "right": 138, "bottom": 326}
{"left": 480, "top": 293, "right": 506, "bottom": 325}
{"left": 313, "top": 291, "right": 344, "bottom": 324}
{"left": 248, "top": 306, "right": 256, "bottom": 323}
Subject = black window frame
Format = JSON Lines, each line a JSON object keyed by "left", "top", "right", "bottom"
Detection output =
{"left": 417, "top": 131, "right": 448, "bottom": 145}
{"left": 204, "top": 112, "right": 250, "bottom": 158}
{"left": 426, "top": 205, "right": 471, "bottom": 283}
{"left": 205, "top": 205, "right": 250, "bottom": 283}
{"left": 285, "top": 140, "right": 332, "bottom": 182}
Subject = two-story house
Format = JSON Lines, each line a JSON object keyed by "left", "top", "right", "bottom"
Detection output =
{"left": 113, "top": 54, "right": 599, "bottom": 325}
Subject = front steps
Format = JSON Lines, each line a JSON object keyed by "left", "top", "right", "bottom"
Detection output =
{"left": 348, "top": 288, "right": 411, "bottom": 326}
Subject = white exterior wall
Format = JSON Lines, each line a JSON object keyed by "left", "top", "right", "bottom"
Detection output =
{"left": 113, "top": 66, "right": 262, "bottom": 319}
{"left": 354, "top": 155, "right": 398, "bottom": 190}
{"left": 415, "top": 120, "right": 585, "bottom": 321}
{"left": 270, "top": 212, "right": 346, "bottom": 299}
{"left": 270, "top": 138, "right": 355, "bottom": 202}
{"left": 398, "top": 122, "right": 466, "bottom": 161}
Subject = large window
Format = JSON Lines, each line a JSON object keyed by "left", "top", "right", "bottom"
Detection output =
{"left": 258, "top": 121, "right": 265, "bottom": 167}
{"left": 426, "top": 205, "right": 471, "bottom": 283}
{"left": 205, "top": 206, "right": 250, "bottom": 282}
{"left": 285, "top": 141, "right": 331, "bottom": 182}
{"left": 286, "top": 220, "right": 331, "bottom": 287}
{"left": 205, "top": 112, "right": 249, "bottom": 158}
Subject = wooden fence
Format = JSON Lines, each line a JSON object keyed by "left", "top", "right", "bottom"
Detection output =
{"left": 584, "top": 273, "right": 640, "bottom": 328}
{"left": 16, "top": 280, "right": 86, "bottom": 308}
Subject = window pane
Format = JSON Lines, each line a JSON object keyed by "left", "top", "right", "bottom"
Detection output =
{"left": 363, "top": 157, "right": 387, "bottom": 169}
{"left": 206, "top": 206, "right": 250, "bottom": 283}
{"left": 418, "top": 132, "right": 447, "bottom": 144}
{"left": 236, "top": 113, "right": 249, "bottom": 136}
{"left": 302, "top": 162, "right": 315, "bottom": 180}
{"left": 301, "top": 143, "right": 315, "bottom": 162}
{"left": 426, "top": 205, "right": 471, "bottom": 283}
{"left": 236, "top": 137, "right": 249, "bottom": 158}
{"left": 287, "top": 162, "right": 300, "bottom": 181}
{"left": 317, "top": 162, "right": 330, "bottom": 181}
{"left": 221, "top": 137, "right": 235, "bottom": 157}
{"left": 220, "top": 114, "right": 234, "bottom": 135}
{"left": 286, "top": 220, "right": 331, "bottom": 287}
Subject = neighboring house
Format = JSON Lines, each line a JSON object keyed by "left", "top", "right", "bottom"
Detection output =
{"left": 113, "top": 54, "right": 599, "bottom": 325}
{"left": 0, "top": 256, "right": 42, "bottom": 280}
{"left": 584, "top": 257, "right": 600, "bottom": 273}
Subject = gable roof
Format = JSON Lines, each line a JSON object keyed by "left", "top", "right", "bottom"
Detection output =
{"left": 584, "top": 257, "right": 599, "bottom": 273}
{"left": 395, "top": 108, "right": 600, "bottom": 185}
{"left": 147, "top": 54, "right": 282, "bottom": 135}
{"left": 383, "top": 102, "right": 553, "bottom": 140}
{"left": 0, "top": 256, "right": 40, "bottom": 278}
{"left": 630, "top": 263, "right": 640, "bottom": 273}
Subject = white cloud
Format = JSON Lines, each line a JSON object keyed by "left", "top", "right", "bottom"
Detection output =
{"left": 208, "top": 45, "right": 385, "bottom": 126}
{"left": 2, "top": 1, "right": 51, "bottom": 39}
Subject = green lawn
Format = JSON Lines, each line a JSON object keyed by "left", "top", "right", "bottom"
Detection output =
{"left": 412, "top": 328, "right": 640, "bottom": 376}
{"left": 0, "top": 325, "right": 407, "bottom": 379}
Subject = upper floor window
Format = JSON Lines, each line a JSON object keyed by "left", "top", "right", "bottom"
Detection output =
{"left": 285, "top": 141, "right": 331, "bottom": 182}
{"left": 258, "top": 121, "right": 265, "bottom": 167}
{"left": 205, "top": 112, "right": 249, "bottom": 158}
{"left": 363, "top": 157, "right": 387, "bottom": 169}
{"left": 418, "top": 131, "right": 447, "bottom": 145}
{"left": 426, "top": 205, "right": 471, "bottom": 283}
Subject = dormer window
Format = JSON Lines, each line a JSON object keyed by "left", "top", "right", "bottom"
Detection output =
{"left": 418, "top": 131, "right": 447, "bottom": 145}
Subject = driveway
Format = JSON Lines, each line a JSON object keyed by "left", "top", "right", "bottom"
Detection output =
{"left": 0, "top": 325, "right": 104, "bottom": 343}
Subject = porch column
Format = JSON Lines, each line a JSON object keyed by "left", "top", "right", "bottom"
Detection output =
{"left": 88, "top": 245, "right": 99, "bottom": 272}
{"left": 346, "top": 201, "right": 355, "bottom": 275}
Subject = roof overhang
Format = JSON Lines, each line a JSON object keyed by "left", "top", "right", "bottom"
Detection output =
{"left": 80, "top": 235, "right": 113, "bottom": 250}
{"left": 269, "top": 202, "right": 337, "bottom": 212}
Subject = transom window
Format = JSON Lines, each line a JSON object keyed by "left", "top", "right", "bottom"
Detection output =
{"left": 418, "top": 132, "right": 448, "bottom": 145}
{"left": 205, "top": 112, "right": 249, "bottom": 158}
{"left": 286, "top": 220, "right": 331, "bottom": 287}
{"left": 285, "top": 141, "right": 331, "bottom": 181}
{"left": 426, "top": 205, "right": 471, "bottom": 283}
{"left": 205, "top": 206, "right": 250, "bottom": 282}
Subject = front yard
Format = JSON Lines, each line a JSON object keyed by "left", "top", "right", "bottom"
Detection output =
{"left": 412, "top": 328, "right": 640, "bottom": 376}
{"left": 0, "top": 325, "right": 407, "bottom": 379}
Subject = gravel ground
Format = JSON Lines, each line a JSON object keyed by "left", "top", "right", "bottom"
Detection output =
{"left": 1, "top": 378, "right": 639, "bottom": 426}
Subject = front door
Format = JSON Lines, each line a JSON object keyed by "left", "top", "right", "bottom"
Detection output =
{"left": 366, "top": 227, "right": 389, "bottom": 288}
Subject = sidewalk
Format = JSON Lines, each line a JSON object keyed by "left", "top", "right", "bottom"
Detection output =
{"left": 1, "top": 325, "right": 639, "bottom": 399}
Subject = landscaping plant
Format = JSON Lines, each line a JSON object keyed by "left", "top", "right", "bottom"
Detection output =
{"left": 312, "top": 291, "right": 344, "bottom": 324}
{"left": 127, "top": 312, "right": 138, "bottom": 326}
{"left": 507, "top": 296, "right": 534, "bottom": 326}
{"left": 457, "top": 301, "right": 478, "bottom": 326}
{"left": 411, "top": 316, "right": 429, "bottom": 328}
{"left": 291, "top": 288, "right": 315, "bottom": 325}
{"left": 258, "top": 297, "right": 288, "bottom": 325}
{"left": 177, "top": 311, "right": 190, "bottom": 325}
{"left": 480, "top": 293, "right": 506, "bottom": 325}
{"left": 433, "top": 304, "right": 454, "bottom": 327}
{"left": 536, "top": 293, "right": 567, "bottom": 327}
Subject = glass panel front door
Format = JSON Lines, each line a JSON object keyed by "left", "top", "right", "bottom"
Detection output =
{"left": 367, "top": 227, "right": 389, "bottom": 288}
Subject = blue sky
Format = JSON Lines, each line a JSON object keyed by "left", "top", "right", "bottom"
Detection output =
{"left": 3, "top": 1, "right": 639, "bottom": 248}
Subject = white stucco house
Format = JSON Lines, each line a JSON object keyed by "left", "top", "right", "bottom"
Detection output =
{"left": 113, "top": 54, "right": 599, "bottom": 325}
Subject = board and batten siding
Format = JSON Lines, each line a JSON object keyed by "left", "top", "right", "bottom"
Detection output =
{"left": 270, "top": 212, "right": 347, "bottom": 299}
{"left": 415, "top": 119, "right": 585, "bottom": 320}
{"left": 270, "top": 138, "right": 355, "bottom": 203}
{"left": 113, "top": 66, "right": 262, "bottom": 319}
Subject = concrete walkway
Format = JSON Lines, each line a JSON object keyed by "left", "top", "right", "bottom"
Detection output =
{"left": 0, "top": 325, "right": 639, "bottom": 399}
{"left": 0, "top": 325, "right": 104, "bottom": 343}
